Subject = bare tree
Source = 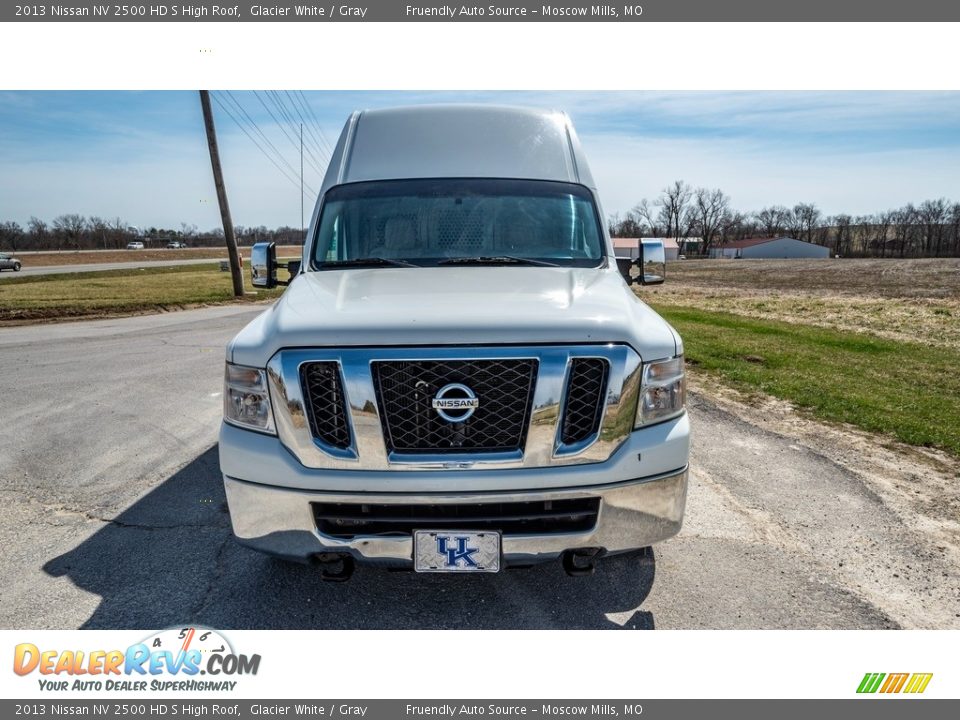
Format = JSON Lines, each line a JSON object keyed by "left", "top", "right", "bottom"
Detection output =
{"left": 27, "top": 217, "right": 49, "bottom": 250}
{"left": 656, "top": 180, "right": 693, "bottom": 240}
{"left": 607, "top": 212, "right": 644, "bottom": 238}
{"left": 52, "top": 214, "right": 86, "bottom": 251}
{"left": 917, "top": 198, "right": 949, "bottom": 256}
{"left": 832, "top": 214, "right": 852, "bottom": 256}
{"left": 0, "top": 221, "right": 23, "bottom": 252}
{"left": 755, "top": 206, "right": 791, "bottom": 237}
{"left": 691, "top": 187, "right": 729, "bottom": 255}
{"left": 632, "top": 198, "right": 662, "bottom": 236}
{"left": 949, "top": 202, "right": 960, "bottom": 257}
{"left": 793, "top": 203, "right": 822, "bottom": 244}
{"left": 88, "top": 216, "right": 109, "bottom": 249}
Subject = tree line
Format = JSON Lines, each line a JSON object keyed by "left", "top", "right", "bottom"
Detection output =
{"left": 607, "top": 181, "right": 960, "bottom": 258}
{"left": 0, "top": 215, "right": 305, "bottom": 252}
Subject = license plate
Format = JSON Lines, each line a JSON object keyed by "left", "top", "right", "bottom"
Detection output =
{"left": 413, "top": 530, "right": 501, "bottom": 573}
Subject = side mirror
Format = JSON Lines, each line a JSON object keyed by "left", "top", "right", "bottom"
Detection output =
{"left": 251, "top": 242, "right": 277, "bottom": 289}
{"left": 640, "top": 239, "right": 666, "bottom": 285}
{"left": 615, "top": 256, "right": 636, "bottom": 286}
{"left": 287, "top": 259, "right": 301, "bottom": 278}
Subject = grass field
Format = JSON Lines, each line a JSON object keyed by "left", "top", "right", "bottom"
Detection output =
{"left": 10, "top": 245, "right": 303, "bottom": 268}
{"left": 0, "top": 264, "right": 284, "bottom": 323}
{"left": 637, "top": 258, "right": 960, "bottom": 456}
{"left": 642, "top": 258, "right": 960, "bottom": 350}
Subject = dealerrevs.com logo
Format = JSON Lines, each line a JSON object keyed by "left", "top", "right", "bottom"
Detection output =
{"left": 13, "top": 627, "right": 261, "bottom": 692}
{"left": 857, "top": 673, "right": 933, "bottom": 694}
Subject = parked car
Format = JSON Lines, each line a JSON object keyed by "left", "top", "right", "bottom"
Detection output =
{"left": 167, "top": 241, "right": 188, "bottom": 249}
{"left": 0, "top": 253, "right": 22, "bottom": 271}
{"left": 126, "top": 241, "right": 145, "bottom": 250}
{"left": 221, "top": 106, "right": 688, "bottom": 580}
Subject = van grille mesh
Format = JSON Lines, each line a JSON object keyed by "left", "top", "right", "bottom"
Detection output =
{"left": 560, "top": 358, "right": 609, "bottom": 445}
{"left": 372, "top": 359, "right": 538, "bottom": 454}
{"left": 300, "top": 362, "right": 352, "bottom": 450}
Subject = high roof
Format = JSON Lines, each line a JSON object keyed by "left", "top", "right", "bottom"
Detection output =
{"left": 319, "top": 105, "right": 596, "bottom": 194}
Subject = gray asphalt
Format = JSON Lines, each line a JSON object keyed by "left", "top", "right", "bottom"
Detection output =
{"left": 0, "top": 258, "right": 220, "bottom": 279}
{"left": 0, "top": 306, "right": 955, "bottom": 629}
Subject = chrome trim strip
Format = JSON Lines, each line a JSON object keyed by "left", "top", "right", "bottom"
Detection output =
{"left": 267, "top": 345, "right": 642, "bottom": 471}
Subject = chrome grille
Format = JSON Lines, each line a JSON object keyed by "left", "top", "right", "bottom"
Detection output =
{"left": 300, "top": 362, "right": 351, "bottom": 449}
{"left": 561, "top": 358, "right": 610, "bottom": 445}
{"left": 371, "top": 359, "right": 538, "bottom": 454}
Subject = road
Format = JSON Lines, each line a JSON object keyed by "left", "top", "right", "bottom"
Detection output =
{"left": 0, "top": 258, "right": 218, "bottom": 279}
{"left": 1, "top": 307, "right": 957, "bottom": 629}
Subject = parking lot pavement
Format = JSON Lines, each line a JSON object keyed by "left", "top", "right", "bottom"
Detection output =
{"left": 1, "top": 307, "right": 957, "bottom": 629}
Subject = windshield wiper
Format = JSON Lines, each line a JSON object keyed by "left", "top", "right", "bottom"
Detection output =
{"left": 319, "top": 257, "right": 419, "bottom": 269}
{"left": 437, "top": 255, "right": 560, "bottom": 267}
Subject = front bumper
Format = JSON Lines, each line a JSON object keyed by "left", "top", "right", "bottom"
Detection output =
{"left": 223, "top": 467, "right": 688, "bottom": 566}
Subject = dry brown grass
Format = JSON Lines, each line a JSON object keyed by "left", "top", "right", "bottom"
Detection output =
{"left": 658, "top": 258, "right": 960, "bottom": 298}
{"left": 641, "top": 258, "right": 960, "bottom": 350}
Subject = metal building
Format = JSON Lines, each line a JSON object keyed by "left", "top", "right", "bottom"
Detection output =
{"left": 709, "top": 236, "right": 830, "bottom": 259}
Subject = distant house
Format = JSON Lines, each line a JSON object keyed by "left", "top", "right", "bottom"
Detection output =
{"left": 709, "top": 236, "right": 830, "bottom": 259}
{"left": 612, "top": 237, "right": 697, "bottom": 261}
{"left": 612, "top": 237, "right": 641, "bottom": 259}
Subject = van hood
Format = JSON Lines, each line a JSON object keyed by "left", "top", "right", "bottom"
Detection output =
{"left": 228, "top": 266, "right": 680, "bottom": 366}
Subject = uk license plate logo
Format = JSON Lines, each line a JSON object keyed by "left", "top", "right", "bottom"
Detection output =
{"left": 414, "top": 530, "right": 501, "bottom": 573}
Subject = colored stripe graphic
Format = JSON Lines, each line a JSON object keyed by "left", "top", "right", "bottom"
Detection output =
{"left": 880, "top": 673, "right": 909, "bottom": 693}
{"left": 857, "top": 673, "right": 885, "bottom": 693}
{"left": 857, "top": 672, "right": 933, "bottom": 694}
{"left": 904, "top": 673, "right": 933, "bottom": 694}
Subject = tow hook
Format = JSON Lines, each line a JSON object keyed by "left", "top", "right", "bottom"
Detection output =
{"left": 314, "top": 553, "right": 355, "bottom": 582}
{"left": 562, "top": 547, "right": 606, "bottom": 577}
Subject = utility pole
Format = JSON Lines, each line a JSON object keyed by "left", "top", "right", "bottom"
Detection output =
{"left": 199, "top": 90, "right": 244, "bottom": 297}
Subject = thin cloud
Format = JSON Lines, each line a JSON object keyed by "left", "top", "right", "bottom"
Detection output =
{"left": 0, "top": 91, "right": 957, "bottom": 227}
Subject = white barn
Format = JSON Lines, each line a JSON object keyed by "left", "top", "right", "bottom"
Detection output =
{"left": 709, "top": 236, "right": 830, "bottom": 259}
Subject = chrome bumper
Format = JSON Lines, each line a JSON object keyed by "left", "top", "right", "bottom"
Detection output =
{"left": 223, "top": 468, "right": 688, "bottom": 566}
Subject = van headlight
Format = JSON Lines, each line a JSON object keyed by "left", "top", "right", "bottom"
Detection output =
{"left": 635, "top": 355, "right": 686, "bottom": 427}
{"left": 224, "top": 363, "right": 276, "bottom": 434}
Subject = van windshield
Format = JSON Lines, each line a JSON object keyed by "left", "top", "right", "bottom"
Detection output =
{"left": 311, "top": 178, "right": 606, "bottom": 269}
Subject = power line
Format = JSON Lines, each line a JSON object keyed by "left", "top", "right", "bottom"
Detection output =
{"left": 221, "top": 90, "right": 310, "bottom": 185}
{"left": 285, "top": 90, "right": 331, "bottom": 166}
{"left": 268, "top": 89, "right": 329, "bottom": 171}
{"left": 252, "top": 90, "right": 326, "bottom": 177}
{"left": 296, "top": 91, "right": 335, "bottom": 158}
{"left": 287, "top": 90, "right": 331, "bottom": 157}
{"left": 212, "top": 91, "right": 311, "bottom": 194}
{"left": 298, "top": 91, "right": 336, "bottom": 159}
{"left": 209, "top": 92, "right": 313, "bottom": 195}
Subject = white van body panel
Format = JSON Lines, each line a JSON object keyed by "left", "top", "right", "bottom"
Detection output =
{"left": 228, "top": 265, "right": 678, "bottom": 367}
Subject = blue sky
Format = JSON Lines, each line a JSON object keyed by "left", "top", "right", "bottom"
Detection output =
{"left": 1, "top": 91, "right": 958, "bottom": 230}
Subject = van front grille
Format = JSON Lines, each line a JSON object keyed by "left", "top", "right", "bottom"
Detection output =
{"left": 371, "top": 359, "right": 538, "bottom": 454}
